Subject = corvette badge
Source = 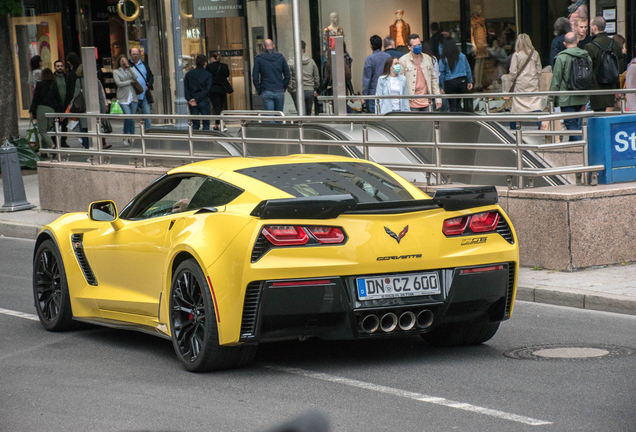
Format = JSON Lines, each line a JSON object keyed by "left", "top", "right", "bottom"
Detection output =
{"left": 385, "top": 225, "right": 408, "bottom": 244}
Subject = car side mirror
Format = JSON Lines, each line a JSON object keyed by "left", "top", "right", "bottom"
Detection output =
{"left": 89, "top": 200, "right": 124, "bottom": 230}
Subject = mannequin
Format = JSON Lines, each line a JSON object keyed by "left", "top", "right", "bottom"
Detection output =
{"left": 324, "top": 12, "right": 345, "bottom": 52}
{"left": 390, "top": 10, "right": 411, "bottom": 53}
{"left": 471, "top": 4, "right": 487, "bottom": 91}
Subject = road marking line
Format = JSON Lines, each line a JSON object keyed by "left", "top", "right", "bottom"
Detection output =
{"left": 0, "top": 307, "right": 39, "bottom": 321}
{"left": 264, "top": 364, "right": 552, "bottom": 426}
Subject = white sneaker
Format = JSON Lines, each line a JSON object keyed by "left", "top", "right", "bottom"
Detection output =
{"left": 123, "top": 139, "right": 131, "bottom": 146}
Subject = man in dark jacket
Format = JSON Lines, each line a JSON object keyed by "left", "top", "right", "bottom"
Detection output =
{"left": 363, "top": 35, "right": 391, "bottom": 113}
{"left": 64, "top": 52, "right": 81, "bottom": 109}
{"left": 585, "top": 16, "right": 622, "bottom": 111}
{"left": 428, "top": 22, "right": 443, "bottom": 60}
{"left": 383, "top": 37, "right": 403, "bottom": 59}
{"left": 184, "top": 55, "right": 213, "bottom": 130}
{"left": 253, "top": 39, "right": 290, "bottom": 112}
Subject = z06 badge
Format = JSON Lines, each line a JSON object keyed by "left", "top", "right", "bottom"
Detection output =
{"left": 461, "top": 237, "right": 487, "bottom": 246}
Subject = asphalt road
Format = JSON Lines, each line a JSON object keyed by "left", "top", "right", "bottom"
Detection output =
{"left": 1, "top": 236, "right": 635, "bottom": 432}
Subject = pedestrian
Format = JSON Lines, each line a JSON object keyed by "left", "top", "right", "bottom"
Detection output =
{"left": 551, "top": 18, "right": 572, "bottom": 66}
{"left": 574, "top": 17, "right": 591, "bottom": 49}
{"left": 612, "top": 34, "right": 629, "bottom": 73}
{"left": 428, "top": 22, "right": 443, "bottom": 60}
{"left": 206, "top": 52, "right": 232, "bottom": 130}
{"left": 363, "top": 35, "right": 391, "bottom": 113}
{"left": 383, "top": 37, "right": 404, "bottom": 59}
{"left": 64, "top": 52, "right": 81, "bottom": 111}
{"left": 625, "top": 46, "right": 636, "bottom": 112}
{"left": 52, "top": 60, "right": 70, "bottom": 148}
{"left": 375, "top": 57, "right": 410, "bottom": 114}
{"left": 319, "top": 42, "right": 354, "bottom": 98}
{"left": 399, "top": 34, "right": 442, "bottom": 112}
{"left": 288, "top": 40, "right": 320, "bottom": 115}
{"left": 113, "top": 54, "right": 139, "bottom": 143}
{"left": 549, "top": 32, "right": 591, "bottom": 141}
{"left": 27, "top": 55, "right": 42, "bottom": 99}
{"left": 509, "top": 34, "right": 543, "bottom": 129}
{"left": 252, "top": 39, "right": 290, "bottom": 112}
{"left": 585, "top": 16, "right": 622, "bottom": 112}
{"left": 184, "top": 54, "right": 213, "bottom": 130}
{"left": 129, "top": 47, "right": 154, "bottom": 131}
{"left": 29, "top": 68, "right": 63, "bottom": 152}
{"left": 439, "top": 37, "right": 472, "bottom": 112}
{"left": 421, "top": 42, "right": 440, "bottom": 83}
{"left": 72, "top": 65, "right": 109, "bottom": 149}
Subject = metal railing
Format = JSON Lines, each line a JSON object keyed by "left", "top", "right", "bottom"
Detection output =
{"left": 45, "top": 100, "right": 605, "bottom": 189}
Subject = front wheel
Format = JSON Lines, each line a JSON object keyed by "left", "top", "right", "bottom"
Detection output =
{"left": 420, "top": 321, "right": 500, "bottom": 347}
{"left": 169, "top": 259, "right": 256, "bottom": 372}
{"left": 32, "top": 239, "right": 75, "bottom": 331}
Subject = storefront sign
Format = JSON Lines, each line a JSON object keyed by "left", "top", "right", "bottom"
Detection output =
{"left": 192, "top": 0, "right": 245, "bottom": 18}
{"left": 220, "top": 49, "right": 243, "bottom": 57}
{"left": 588, "top": 115, "right": 636, "bottom": 183}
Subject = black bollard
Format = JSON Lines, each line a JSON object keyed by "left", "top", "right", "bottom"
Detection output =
{"left": 0, "top": 140, "right": 35, "bottom": 212}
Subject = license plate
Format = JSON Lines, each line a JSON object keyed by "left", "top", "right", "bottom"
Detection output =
{"left": 356, "top": 272, "right": 441, "bottom": 300}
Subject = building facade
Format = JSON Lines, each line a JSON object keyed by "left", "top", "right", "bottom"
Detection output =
{"left": 10, "top": 0, "right": 636, "bottom": 117}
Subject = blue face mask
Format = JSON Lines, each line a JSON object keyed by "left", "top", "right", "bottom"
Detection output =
{"left": 412, "top": 45, "right": 422, "bottom": 55}
{"left": 392, "top": 64, "right": 401, "bottom": 74}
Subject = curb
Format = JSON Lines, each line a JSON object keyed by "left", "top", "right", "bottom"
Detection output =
{"left": 516, "top": 286, "right": 636, "bottom": 316}
{"left": 0, "top": 221, "right": 42, "bottom": 240}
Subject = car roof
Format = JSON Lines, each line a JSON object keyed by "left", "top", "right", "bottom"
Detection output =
{"left": 167, "top": 154, "right": 371, "bottom": 176}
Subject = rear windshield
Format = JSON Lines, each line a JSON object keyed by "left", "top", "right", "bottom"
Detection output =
{"left": 235, "top": 162, "right": 413, "bottom": 203}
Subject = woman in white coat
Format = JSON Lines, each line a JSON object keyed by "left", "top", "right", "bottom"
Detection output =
{"left": 509, "top": 34, "right": 543, "bottom": 128}
{"left": 375, "top": 57, "right": 410, "bottom": 114}
{"left": 113, "top": 54, "right": 139, "bottom": 145}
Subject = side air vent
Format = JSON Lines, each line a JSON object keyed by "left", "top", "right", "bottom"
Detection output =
{"left": 503, "top": 262, "right": 516, "bottom": 319}
{"left": 240, "top": 282, "right": 262, "bottom": 341}
{"left": 71, "top": 234, "right": 98, "bottom": 286}
{"left": 496, "top": 217, "right": 514, "bottom": 244}
{"left": 251, "top": 234, "right": 272, "bottom": 263}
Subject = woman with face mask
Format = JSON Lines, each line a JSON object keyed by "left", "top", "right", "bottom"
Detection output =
{"left": 375, "top": 57, "right": 410, "bottom": 114}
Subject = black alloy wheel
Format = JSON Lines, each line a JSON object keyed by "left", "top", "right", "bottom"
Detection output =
{"left": 169, "top": 259, "right": 257, "bottom": 372}
{"left": 32, "top": 239, "right": 75, "bottom": 331}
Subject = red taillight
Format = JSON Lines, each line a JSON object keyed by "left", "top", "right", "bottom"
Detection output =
{"left": 307, "top": 226, "right": 345, "bottom": 244}
{"left": 460, "top": 265, "right": 504, "bottom": 274}
{"left": 442, "top": 216, "right": 469, "bottom": 236}
{"left": 262, "top": 225, "right": 308, "bottom": 246}
{"left": 469, "top": 211, "right": 500, "bottom": 233}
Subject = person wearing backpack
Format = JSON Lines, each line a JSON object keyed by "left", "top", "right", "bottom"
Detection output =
{"left": 585, "top": 16, "right": 621, "bottom": 111}
{"left": 550, "top": 32, "right": 592, "bottom": 141}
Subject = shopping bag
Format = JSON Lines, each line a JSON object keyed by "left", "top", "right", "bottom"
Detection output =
{"left": 101, "top": 119, "right": 113, "bottom": 134}
{"left": 26, "top": 120, "right": 40, "bottom": 153}
{"left": 110, "top": 99, "right": 124, "bottom": 114}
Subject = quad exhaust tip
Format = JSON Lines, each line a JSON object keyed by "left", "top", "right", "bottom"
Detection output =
{"left": 417, "top": 310, "right": 434, "bottom": 329}
{"left": 398, "top": 311, "right": 416, "bottom": 331}
{"left": 380, "top": 313, "right": 398, "bottom": 333}
{"left": 361, "top": 314, "right": 380, "bottom": 334}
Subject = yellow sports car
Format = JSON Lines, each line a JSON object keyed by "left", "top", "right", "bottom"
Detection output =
{"left": 33, "top": 155, "right": 518, "bottom": 372}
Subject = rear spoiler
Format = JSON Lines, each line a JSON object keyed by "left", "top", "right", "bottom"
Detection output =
{"left": 250, "top": 186, "right": 498, "bottom": 219}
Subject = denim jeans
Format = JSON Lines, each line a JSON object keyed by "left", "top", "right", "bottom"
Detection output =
{"left": 262, "top": 90, "right": 285, "bottom": 112}
{"left": 561, "top": 105, "right": 584, "bottom": 141}
{"left": 189, "top": 99, "right": 211, "bottom": 130}
{"left": 365, "top": 99, "right": 376, "bottom": 113}
{"left": 290, "top": 90, "right": 316, "bottom": 115}
{"left": 120, "top": 101, "right": 139, "bottom": 135}
{"left": 137, "top": 97, "right": 151, "bottom": 131}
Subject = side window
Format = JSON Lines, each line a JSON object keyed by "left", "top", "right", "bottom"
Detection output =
{"left": 121, "top": 175, "right": 243, "bottom": 221}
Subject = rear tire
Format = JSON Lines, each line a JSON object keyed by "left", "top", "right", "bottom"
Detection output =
{"left": 169, "top": 259, "right": 256, "bottom": 372}
{"left": 420, "top": 321, "right": 500, "bottom": 347}
{"left": 32, "top": 239, "right": 75, "bottom": 331}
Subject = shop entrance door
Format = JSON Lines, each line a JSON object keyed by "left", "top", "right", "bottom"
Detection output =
{"left": 203, "top": 17, "right": 248, "bottom": 111}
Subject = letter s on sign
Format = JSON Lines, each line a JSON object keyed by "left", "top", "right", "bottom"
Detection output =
{"left": 615, "top": 131, "right": 629, "bottom": 152}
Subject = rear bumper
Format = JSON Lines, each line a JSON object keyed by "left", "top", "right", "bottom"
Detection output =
{"left": 239, "top": 262, "right": 516, "bottom": 343}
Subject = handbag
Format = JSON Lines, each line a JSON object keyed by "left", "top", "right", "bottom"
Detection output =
{"left": 26, "top": 120, "right": 40, "bottom": 153}
{"left": 110, "top": 99, "right": 124, "bottom": 114}
{"left": 131, "top": 81, "right": 144, "bottom": 95}
{"left": 132, "top": 63, "right": 154, "bottom": 102}
{"left": 101, "top": 119, "right": 113, "bottom": 134}
{"left": 70, "top": 79, "right": 86, "bottom": 113}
